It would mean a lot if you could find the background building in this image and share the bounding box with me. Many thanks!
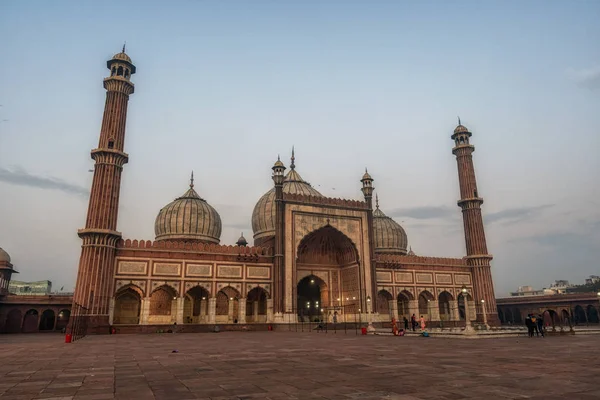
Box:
[8,280,52,296]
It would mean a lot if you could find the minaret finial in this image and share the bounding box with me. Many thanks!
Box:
[458,116,461,125]
[290,146,295,170]
[123,42,126,53]
[375,193,379,209]
[190,171,194,188]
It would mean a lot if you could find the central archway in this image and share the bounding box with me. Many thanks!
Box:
[296,225,361,318]
[297,275,326,322]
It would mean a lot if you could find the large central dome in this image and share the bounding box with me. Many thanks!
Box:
[155,174,222,243]
[252,152,322,242]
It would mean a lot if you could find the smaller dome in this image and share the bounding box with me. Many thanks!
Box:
[112,51,132,63]
[454,124,470,134]
[0,247,10,263]
[408,246,415,256]
[273,157,285,168]
[236,233,248,247]
[361,168,373,181]
[372,195,408,254]
[154,174,222,243]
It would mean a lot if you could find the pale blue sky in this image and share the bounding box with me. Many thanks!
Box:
[0,1,598,296]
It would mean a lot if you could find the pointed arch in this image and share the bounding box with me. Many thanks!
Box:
[247,287,268,322]
[377,289,393,317]
[116,283,144,298]
[397,290,412,318]
[418,290,434,316]
[216,286,241,322]
[297,225,359,265]
[183,285,210,324]
[438,291,453,321]
[149,285,177,316]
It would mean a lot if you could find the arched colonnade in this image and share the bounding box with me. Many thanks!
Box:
[376,288,476,323]
[111,283,271,325]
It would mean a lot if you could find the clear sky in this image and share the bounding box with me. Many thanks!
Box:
[0,1,598,296]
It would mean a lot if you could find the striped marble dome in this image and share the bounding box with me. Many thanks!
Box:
[252,154,322,242]
[373,195,408,255]
[154,175,222,244]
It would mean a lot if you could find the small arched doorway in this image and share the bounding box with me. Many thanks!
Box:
[56,309,70,331]
[297,275,326,323]
[586,305,599,323]
[397,291,412,319]
[22,309,39,333]
[561,309,570,326]
[438,291,453,321]
[4,309,22,333]
[184,286,210,324]
[114,286,142,324]
[377,290,393,319]
[39,309,56,331]
[574,305,587,325]
[247,287,268,323]
[149,285,177,324]
[418,290,434,319]
[216,286,240,323]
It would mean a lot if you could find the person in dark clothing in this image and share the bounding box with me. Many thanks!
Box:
[411,314,417,331]
[525,314,534,337]
[403,316,409,331]
[531,315,539,336]
[537,315,544,337]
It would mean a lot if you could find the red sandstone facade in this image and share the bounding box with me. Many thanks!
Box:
[66,49,501,333]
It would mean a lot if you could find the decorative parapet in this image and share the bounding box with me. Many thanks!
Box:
[116,239,272,256]
[283,193,368,210]
[377,253,467,268]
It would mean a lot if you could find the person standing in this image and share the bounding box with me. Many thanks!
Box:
[420,315,426,331]
[531,315,539,337]
[525,314,533,337]
[411,314,416,331]
[537,315,545,337]
[403,316,409,331]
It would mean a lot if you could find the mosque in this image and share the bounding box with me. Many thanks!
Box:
[63,48,500,332]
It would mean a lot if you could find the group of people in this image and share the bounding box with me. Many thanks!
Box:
[391,314,427,336]
[525,314,545,337]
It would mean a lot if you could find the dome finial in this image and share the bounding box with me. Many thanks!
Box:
[122,42,126,53]
[290,146,295,170]
[458,116,461,126]
[190,171,194,188]
[375,193,379,209]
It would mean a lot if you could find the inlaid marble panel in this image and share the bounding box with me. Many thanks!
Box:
[117,261,147,275]
[455,274,472,285]
[376,271,393,283]
[153,262,181,276]
[436,274,452,284]
[247,266,270,279]
[416,273,433,284]
[186,264,212,277]
[217,265,243,278]
[395,272,413,283]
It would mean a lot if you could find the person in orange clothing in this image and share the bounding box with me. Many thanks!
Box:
[391,318,399,335]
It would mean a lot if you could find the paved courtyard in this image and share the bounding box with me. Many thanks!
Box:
[0,331,598,400]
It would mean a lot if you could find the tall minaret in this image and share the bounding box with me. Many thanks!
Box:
[272,155,286,319]
[452,119,498,325]
[71,47,136,332]
[360,169,377,312]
